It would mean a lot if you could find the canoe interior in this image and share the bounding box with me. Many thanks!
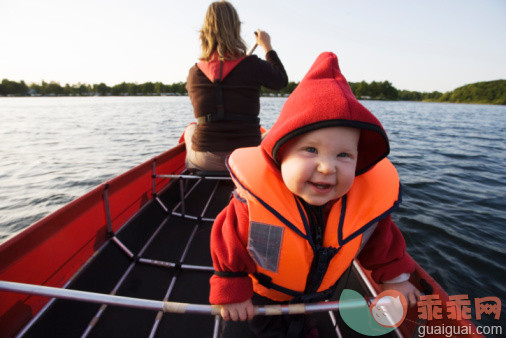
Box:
[16,174,399,338]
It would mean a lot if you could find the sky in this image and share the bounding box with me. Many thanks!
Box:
[1,0,505,92]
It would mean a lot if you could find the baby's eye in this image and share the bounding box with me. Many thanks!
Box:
[305,147,317,153]
[337,152,349,158]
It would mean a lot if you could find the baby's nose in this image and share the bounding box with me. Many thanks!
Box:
[317,158,336,174]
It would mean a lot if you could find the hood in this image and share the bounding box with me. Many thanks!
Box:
[197,52,246,82]
[261,52,389,175]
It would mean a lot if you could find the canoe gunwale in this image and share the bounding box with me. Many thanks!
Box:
[352,260,404,338]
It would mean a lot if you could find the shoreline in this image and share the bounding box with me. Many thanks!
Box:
[1,94,503,106]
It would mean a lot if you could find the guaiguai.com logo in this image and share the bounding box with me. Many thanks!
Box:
[339,289,408,336]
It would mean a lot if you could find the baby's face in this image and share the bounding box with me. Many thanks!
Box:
[280,127,359,206]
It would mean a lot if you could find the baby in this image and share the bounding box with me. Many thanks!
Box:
[210,52,421,336]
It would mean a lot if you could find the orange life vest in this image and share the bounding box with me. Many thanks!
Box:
[228,147,401,302]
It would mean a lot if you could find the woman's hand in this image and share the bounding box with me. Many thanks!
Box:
[255,29,273,53]
[220,298,255,321]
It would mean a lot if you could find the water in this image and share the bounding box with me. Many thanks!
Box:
[0,97,505,330]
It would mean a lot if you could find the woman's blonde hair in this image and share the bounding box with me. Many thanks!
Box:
[199,1,247,61]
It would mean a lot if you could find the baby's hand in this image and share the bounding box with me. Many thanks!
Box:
[381,281,422,307]
[220,299,255,321]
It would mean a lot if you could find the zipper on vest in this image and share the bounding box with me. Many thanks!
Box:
[305,246,337,293]
[302,203,338,295]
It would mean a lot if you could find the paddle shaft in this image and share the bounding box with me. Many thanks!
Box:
[247,43,258,56]
[247,31,259,55]
[0,280,379,316]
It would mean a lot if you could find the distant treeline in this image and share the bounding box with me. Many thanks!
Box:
[1,78,505,105]
[0,80,188,97]
[349,80,505,105]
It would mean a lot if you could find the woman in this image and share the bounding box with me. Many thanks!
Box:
[185,0,288,172]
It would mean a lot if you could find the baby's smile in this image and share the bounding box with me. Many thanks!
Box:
[308,181,333,191]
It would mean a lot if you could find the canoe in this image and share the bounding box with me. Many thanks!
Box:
[0,138,482,337]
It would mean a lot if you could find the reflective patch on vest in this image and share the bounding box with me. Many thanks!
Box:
[248,222,284,273]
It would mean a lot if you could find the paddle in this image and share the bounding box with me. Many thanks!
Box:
[0,280,382,316]
[247,31,259,55]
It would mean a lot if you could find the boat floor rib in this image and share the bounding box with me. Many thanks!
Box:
[21,175,399,338]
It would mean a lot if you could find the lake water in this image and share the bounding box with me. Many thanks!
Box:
[0,97,505,329]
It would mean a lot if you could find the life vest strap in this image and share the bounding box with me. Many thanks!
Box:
[253,272,338,302]
[254,272,301,297]
[291,288,335,304]
[214,65,225,122]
